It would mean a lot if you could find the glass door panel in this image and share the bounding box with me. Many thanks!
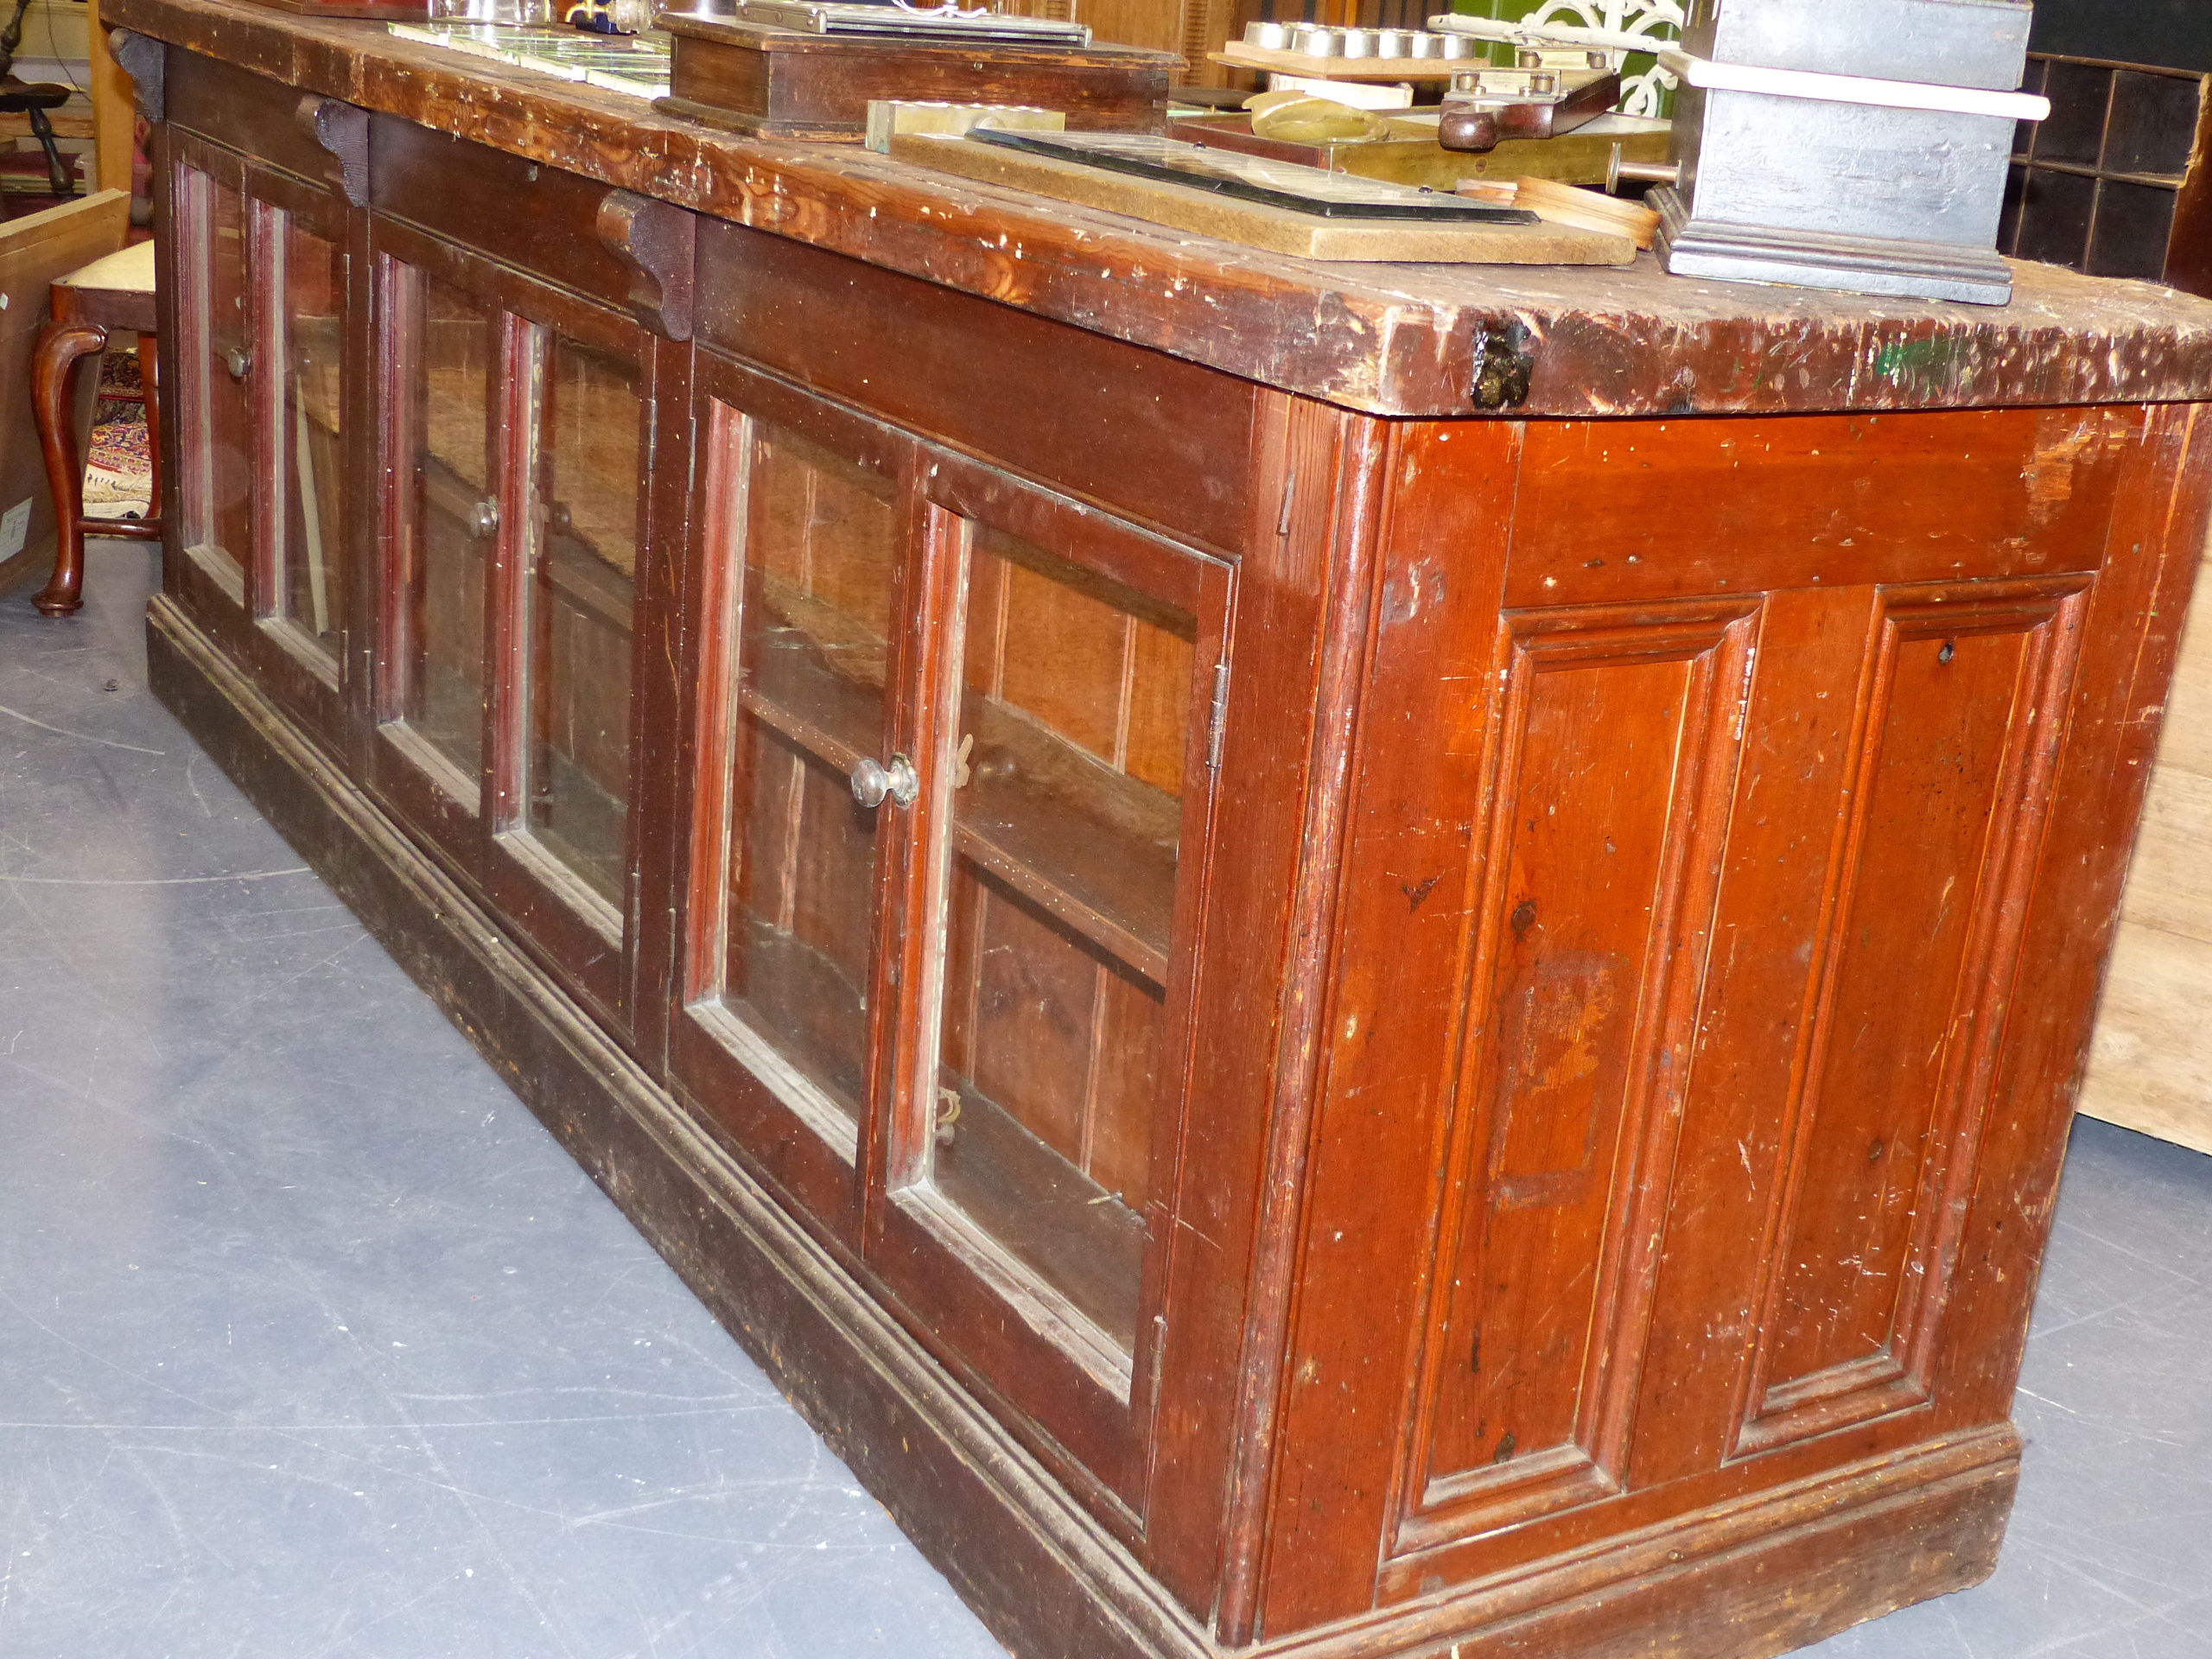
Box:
[718,419,900,1132]
[396,271,499,798]
[923,524,1196,1357]
[272,215,347,666]
[180,164,252,596]
[518,334,641,917]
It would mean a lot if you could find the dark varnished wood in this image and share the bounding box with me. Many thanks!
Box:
[692,220,1256,557]
[296,91,366,206]
[658,14,1175,144]
[594,190,694,342]
[132,20,2212,1659]
[32,318,158,616]
[107,0,2212,419]
[369,114,643,309]
[1248,402,2212,1638]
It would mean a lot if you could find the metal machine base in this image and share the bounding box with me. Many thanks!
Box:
[1650,187,2015,306]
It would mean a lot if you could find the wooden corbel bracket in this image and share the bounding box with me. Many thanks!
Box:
[296,94,370,207]
[110,29,164,122]
[595,190,696,342]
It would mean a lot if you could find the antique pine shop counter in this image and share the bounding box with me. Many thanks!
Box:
[94,1,2212,1654]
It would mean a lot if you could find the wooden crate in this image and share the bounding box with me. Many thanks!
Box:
[2004,53,2212,296]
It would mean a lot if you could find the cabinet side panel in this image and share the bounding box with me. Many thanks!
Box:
[1929,403,2212,1420]
[1248,419,1519,1637]
[1405,604,1753,1544]
[1256,407,2212,1635]
[1625,587,1881,1485]
[1736,581,2090,1453]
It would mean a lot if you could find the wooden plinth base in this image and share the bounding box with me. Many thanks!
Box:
[147,591,2024,1659]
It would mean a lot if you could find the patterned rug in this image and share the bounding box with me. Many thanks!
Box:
[86,346,153,519]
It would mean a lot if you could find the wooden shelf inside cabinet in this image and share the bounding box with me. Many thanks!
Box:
[954,697,1178,988]
[930,1073,1149,1352]
[741,573,891,774]
[744,573,1179,985]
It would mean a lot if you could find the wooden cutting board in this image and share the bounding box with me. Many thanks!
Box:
[886,132,1637,264]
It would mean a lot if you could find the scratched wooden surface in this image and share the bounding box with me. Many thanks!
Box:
[105,0,2212,418]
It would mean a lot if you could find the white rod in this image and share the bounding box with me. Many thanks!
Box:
[1657,48,2050,121]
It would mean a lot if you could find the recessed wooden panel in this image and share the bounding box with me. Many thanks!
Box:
[1735,581,2088,1454]
[1399,600,1754,1546]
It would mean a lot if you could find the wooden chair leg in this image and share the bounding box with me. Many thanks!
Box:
[135,331,162,532]
[30,318,111,617]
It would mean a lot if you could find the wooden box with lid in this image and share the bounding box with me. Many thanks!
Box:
[99,3,2212,1653]
[655,13,1179,142]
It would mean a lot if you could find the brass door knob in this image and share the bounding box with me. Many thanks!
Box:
[468,498,499,539]
[224,346,251,380]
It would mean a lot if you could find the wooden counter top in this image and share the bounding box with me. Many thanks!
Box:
[109,0,2212,416]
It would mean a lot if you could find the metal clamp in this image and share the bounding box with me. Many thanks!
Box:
[850,753,918,810]
[224,346,251,380]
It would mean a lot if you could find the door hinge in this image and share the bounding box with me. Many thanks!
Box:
[1149,1313,1168,1400]
[1205,660,1231,770]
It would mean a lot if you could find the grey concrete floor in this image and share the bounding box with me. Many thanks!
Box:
[2,546,2209,1659]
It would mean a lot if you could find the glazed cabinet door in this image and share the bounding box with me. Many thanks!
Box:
[870,454,1230,1513]
[672,353,1232,1516]
[166,131,359,751]
[671,359,915,1236]
[367,216,664,1037]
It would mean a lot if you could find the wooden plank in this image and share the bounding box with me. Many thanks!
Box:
[2141,552,2212,778]
[2079,535,2212,1152]
[1165,113,1673,191]
[2079,921,2212,1157]
[87,0,136,195]
[886,131,1635,264]
[2116,763,2212,944]
[0,110,98,141]
[0,189,130,601]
